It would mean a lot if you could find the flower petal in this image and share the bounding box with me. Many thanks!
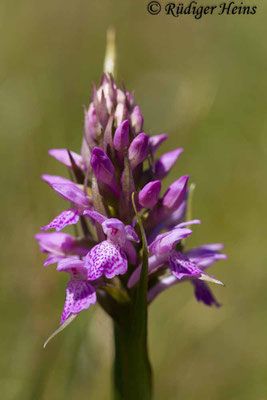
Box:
[85,241,128,280]
[83,210,107,225]
[57,257,88,279]
[42,175,89,207]
[44,255,64,267]
[174,219,201,229]
[186,244,227,269]
[169,252,202,279]
[149,228,192,255]
[149,134,168,154]
[191,280,221,307]
[41,209,80,232]
[125,225,139,242]
[61,279,96,324]
[162,175,189,211]
[35,232,76,255]
[42,174,71,185]
[50,183,89,208]
[48,149,84,170]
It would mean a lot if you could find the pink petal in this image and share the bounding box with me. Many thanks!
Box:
[85,241,128,280]
[42,175,89,207]
[57,258,88,279]
[169,252,203,280]
[83,210,107,225]
[41,209,80,232]
[44,255,64,267]
[125,225,139,242]
[61,279,96,324]
[35,232,75,255]
[49,149,84,170]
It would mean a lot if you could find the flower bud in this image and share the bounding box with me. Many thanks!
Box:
[162,175,189,210]
[128,132,148,169]
[113,120,130,153]
[91,147,114,184]
[98,74,116,113]
[155,148,183,179]
[131,105,143,134]
[139,180,161,209]
[115,102,128,128]
[84,104,101,141]
[116,88,126,104]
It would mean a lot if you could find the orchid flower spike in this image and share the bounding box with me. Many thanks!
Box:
[35,72,226,333]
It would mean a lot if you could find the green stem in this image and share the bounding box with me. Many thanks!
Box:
[113,308,153,400]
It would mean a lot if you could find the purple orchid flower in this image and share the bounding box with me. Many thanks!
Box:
[148,220,224,282]
[36,72,227,342]
[127,222,195,288]
[56,258,97,324]
[83,210,139,280]
[147,243,227,305]
[35,232,90,266]
[35,233,97,323]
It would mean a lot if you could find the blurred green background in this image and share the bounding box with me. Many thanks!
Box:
[1,1,266,399]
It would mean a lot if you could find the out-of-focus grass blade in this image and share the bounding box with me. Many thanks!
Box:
[43,314,77,349]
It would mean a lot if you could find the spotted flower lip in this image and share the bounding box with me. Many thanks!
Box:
[61,278,97,324]
[85,241,128,280]
[83,210,139,280]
